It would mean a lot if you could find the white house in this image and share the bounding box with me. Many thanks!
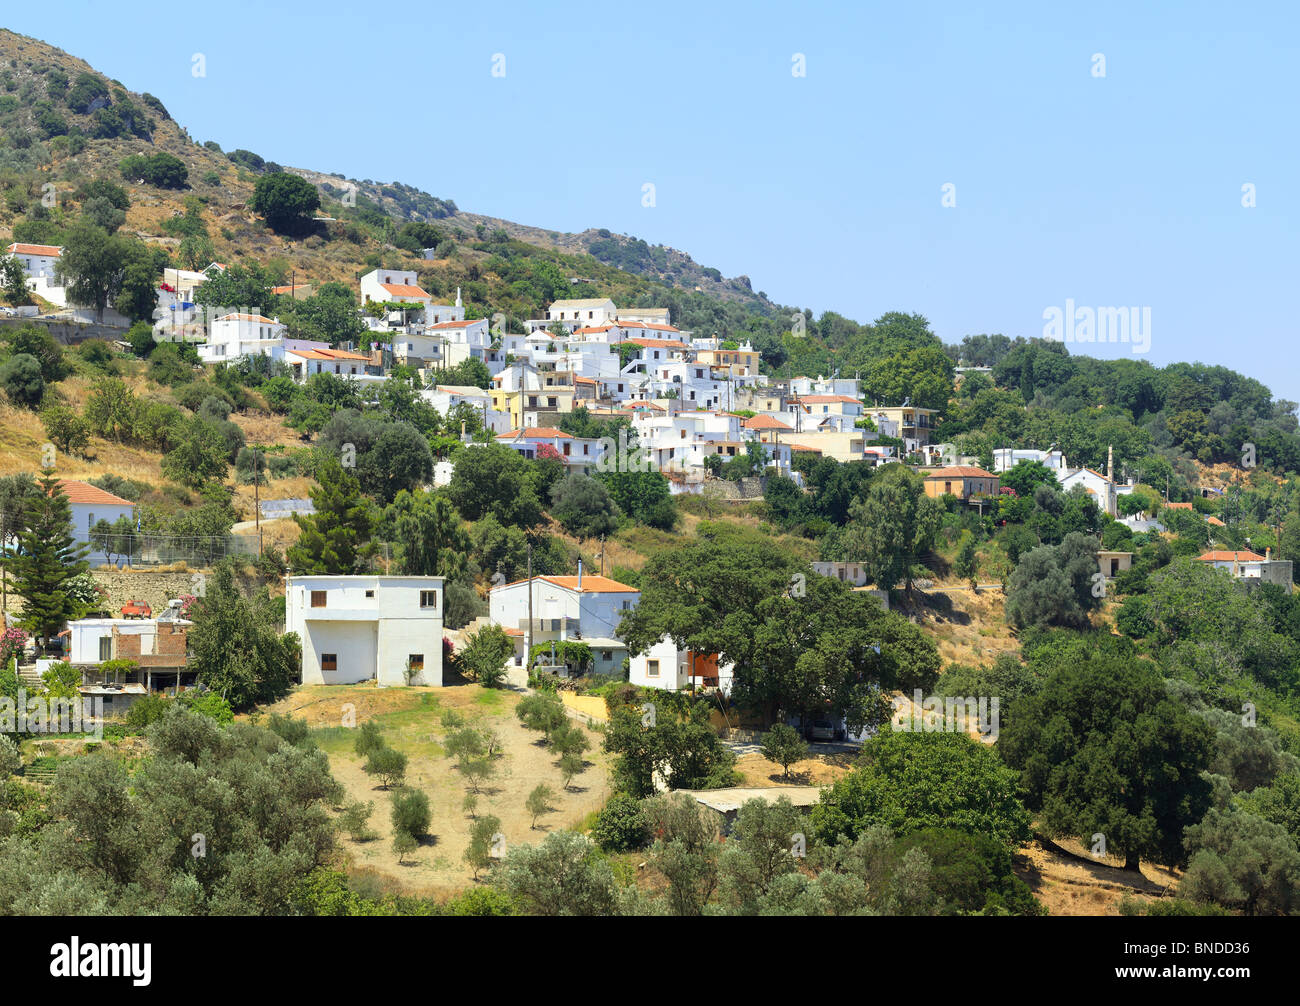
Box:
[359,268,433,315]
[58,479,135,568]
[1194,549,1293,586]
[489,564,638,676]
[992,448,1068,473]
[285,575,445,686]
[530,297,618,333]
[629,637,735,693]
[199,313,286,363]
[5,242,66,306]
[284,345,373,381]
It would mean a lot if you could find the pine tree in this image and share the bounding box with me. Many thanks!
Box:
[11,472,89,650]
[287,458,374,574]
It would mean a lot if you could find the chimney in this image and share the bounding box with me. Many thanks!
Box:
[577,559,583,590]
[1267,547,1272,561]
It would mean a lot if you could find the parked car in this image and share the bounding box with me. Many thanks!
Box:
[121,600,151,619]
[809,717,843,742]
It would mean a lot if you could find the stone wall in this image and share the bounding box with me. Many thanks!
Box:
[700,476,768,501]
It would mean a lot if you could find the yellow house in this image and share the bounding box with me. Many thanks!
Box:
[490,384,577,428]
[873,406,940,446]
[922,466,1000,500]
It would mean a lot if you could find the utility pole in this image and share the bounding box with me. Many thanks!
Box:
[598,535,605,577]
[254,450,262,558]
[525,540,533,673]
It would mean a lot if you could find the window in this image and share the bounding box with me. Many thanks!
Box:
[321,653,337,671]
[99,636,112,661]
[88,512,95,532]
[310,590,327,608]
[408,654,424,671]
[365,590,375,598]
[647,659,660,677]
[420,590,439,609]
[602,650,612,661]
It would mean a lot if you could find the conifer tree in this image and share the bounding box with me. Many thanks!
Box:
[287,458,374,574]
[11,471,89,651]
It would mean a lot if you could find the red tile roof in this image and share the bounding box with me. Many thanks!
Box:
[217,313,279,324]
[495,574,638,594]
[55,479,134,506]
[618,338,689,349]
[925,466,998,479]
[1196,550,1267,562]
[427,319,482,329]
[799,394,862,404]
[497,428,573,440]
[6,242,62,257]
[743,415,794,431]
[380,283,430,299]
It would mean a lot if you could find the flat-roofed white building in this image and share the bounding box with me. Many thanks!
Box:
[286,575,445,686]
[199,313,286,363]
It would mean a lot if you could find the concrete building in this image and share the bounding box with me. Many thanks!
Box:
[1194,549,1293,586]
[923,466,1000,500]
[59,479,135,568]
[198,313,286,364]
[629,637,734,693]
[489,566,638,677]
[286,575,445,686]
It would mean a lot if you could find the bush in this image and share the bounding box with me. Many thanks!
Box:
[390,787,431,839]
[177,690,234,724]
[593,793,649,852]
[119,152,187,189]
[124,692,171,730]
[0,353,44,408]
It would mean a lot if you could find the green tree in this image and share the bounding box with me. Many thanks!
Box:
[498,831,618,915]
[390,787,430,839]
[11,472,89,650]
[1181,807,1300,916]
[464,814,502,880]
[380,490,467,576]
[459,624,513,688]
[998,655,1215,870]
[187,565,297,709]
[526,783,556,829]
[364,745,407,790]
[549,473,621,539]
[160,416,230,488]
[447,444,544,529]
[1004,533,1103,630]
[287,459,374,574]
[761,724,809,780]
[248,172,321,235]
[810,729,1032,850]
[0,354,44,408]
[840,466,943,593]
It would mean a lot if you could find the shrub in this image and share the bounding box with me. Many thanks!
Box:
[593,793,649,852]
[390,787,430,839]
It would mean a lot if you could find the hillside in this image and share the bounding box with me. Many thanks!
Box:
[0,28,784,329]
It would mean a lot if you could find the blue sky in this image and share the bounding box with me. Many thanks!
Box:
[11,1,1299,401]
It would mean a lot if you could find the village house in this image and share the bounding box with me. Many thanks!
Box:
[923,466,1001,501]
[285,575,445,686]
[489,565,638,677]
[58,479,135,568]
[1194,549,1293,586]
[5,242,65,304]
[629,638,735,693]
[198,313,286,363]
